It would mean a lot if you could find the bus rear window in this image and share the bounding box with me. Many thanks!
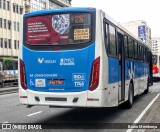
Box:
[25,13,91,45]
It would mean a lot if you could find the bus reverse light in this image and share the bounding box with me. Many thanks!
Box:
[20,59,27,90]
[89,57,100,91]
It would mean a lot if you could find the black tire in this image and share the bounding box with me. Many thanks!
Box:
[126,83,134,109]
[144,79,149,94]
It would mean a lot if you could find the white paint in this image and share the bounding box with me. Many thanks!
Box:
[126,93,160,132]
[27,111,42,117]
[3,122,9,123]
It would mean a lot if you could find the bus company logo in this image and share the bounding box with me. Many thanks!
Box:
[38,58,56,64]
[38,58,44,64]
[60,58,75,66]
[60,35,69,39]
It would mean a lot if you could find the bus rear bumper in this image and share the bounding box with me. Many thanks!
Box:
[19,89,105,108]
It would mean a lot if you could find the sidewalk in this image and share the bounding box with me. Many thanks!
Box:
[0,86,18,95]
[139,93,160,132]
[146,93,160,121]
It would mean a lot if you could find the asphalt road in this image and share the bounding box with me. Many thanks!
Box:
[0,83,160,132]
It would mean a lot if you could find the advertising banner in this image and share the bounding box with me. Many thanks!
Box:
[138,25,146,43]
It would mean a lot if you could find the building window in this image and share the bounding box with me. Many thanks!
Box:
[20,7,23,14]
[8,39,11,48]
[8,20,11,30]
[7,1,9,11]
[14,21,16,31]
[4,38,7,48]
[16,4,19,13]
[13,3,15,12]
[17,22,19,31]
[0,38,3,48]
[0,0,2,8]
[0,18,2,28]
[49,1,61,9]
[31,0,46,12]
[14,40,16,49]
[3,0,6,9]
[17,40,19,49]
[4,19,6,29]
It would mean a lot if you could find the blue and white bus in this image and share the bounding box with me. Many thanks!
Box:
[19,7,152,108]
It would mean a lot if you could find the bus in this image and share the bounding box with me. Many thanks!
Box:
[0,57,18,87]
[19,7,152,108]
[152,54,160,78]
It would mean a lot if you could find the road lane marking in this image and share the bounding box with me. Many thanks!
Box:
[3,122,8,123]
[27,111,42,117]
[126,93,160,132]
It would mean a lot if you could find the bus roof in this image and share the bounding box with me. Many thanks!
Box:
[24,7,96,17]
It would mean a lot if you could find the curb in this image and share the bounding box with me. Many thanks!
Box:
[0,88,18,95]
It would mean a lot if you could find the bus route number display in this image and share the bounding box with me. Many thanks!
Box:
[72,15,84,24]
[71,14,90,24]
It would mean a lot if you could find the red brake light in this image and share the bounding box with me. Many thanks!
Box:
[20,59,27,90]
[89,57,100,91]
[152,65,159,74]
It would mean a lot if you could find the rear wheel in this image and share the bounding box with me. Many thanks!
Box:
[126,83,133,109]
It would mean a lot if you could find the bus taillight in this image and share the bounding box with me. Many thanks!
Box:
[89,57,100,91]
[152,65,159,74]
[20,59,27,90]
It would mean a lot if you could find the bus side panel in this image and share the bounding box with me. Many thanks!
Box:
[19,15,28,105]
[133,61,140,96]
[144,63,149,90]
[87,10,112,107]
[107,57,119,107]
[19,89,28,104]
[125,60,134,101]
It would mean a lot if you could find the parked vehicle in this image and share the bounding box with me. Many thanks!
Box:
[0,57,18,87]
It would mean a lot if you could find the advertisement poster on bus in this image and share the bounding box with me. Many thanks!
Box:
[26,14,70,45]
[138,25,146,43]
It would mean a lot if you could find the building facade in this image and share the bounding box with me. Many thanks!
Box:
[25,0,71,13]
[152,38,160,55]
[0,0,24,58]
[121,20,151,48]
[0,0,71,58]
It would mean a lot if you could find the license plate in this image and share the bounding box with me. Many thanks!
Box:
[49,80,64,85]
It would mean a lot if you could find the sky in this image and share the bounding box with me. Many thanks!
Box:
[72,0,160,37]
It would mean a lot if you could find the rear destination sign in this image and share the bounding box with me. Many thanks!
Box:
[74,28,89,40]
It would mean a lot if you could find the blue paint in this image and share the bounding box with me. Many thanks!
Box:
[108,57,119,83]
[23,44,95,92]
[108,57,149,84]
[24,7,96,18]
